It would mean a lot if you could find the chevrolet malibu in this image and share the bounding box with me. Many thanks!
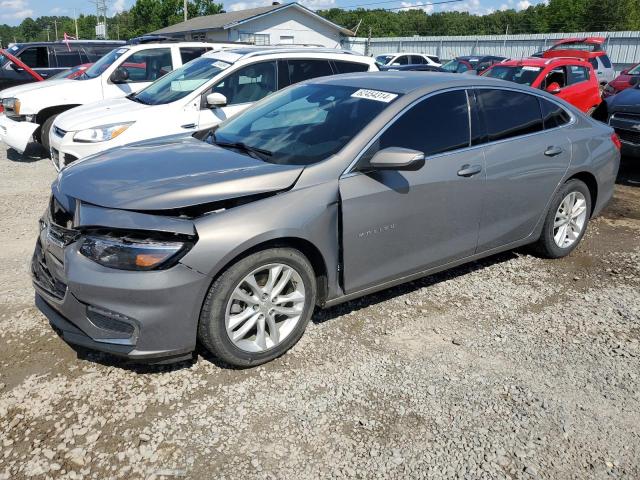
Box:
[33,73,621,367]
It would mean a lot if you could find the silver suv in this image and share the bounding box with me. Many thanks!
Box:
[33,73,620,366]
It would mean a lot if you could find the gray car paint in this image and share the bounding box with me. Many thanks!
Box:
[34,72,620,361]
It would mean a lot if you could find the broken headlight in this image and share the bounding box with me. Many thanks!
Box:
[79,235,191,271]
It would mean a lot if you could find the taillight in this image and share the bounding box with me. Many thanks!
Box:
[611,133,622,150]
[0,104,4,114]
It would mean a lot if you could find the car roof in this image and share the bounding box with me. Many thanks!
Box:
[456,55,506,61]
[203,47,370,63]
[311,71,520,95]
[498,57,591,67]
[10,40,125,48]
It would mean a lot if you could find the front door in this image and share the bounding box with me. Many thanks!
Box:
[198,60,278,129]
[103,47,174,99]
[340,90,485,294]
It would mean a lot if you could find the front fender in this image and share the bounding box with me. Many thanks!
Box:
[182,181,341,299]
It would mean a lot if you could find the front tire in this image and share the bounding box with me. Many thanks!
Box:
[534,179,591,258]
[198,248,317,367]
[40,114,59,154]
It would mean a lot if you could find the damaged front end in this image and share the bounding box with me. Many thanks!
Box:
[32,195,209,362]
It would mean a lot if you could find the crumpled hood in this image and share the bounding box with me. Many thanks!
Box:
[0,78,76,98]
[55,97,151,131]
[55,137,304,211]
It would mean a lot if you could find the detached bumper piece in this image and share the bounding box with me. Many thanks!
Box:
[0,115,39,154]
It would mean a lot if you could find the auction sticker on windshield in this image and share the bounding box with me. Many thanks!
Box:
[212,61,231,70]
[351,89,398,103]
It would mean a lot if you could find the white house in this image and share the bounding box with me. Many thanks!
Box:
[151,2,353,48]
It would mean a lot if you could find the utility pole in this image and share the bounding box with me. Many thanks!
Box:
[184,0,188,22]
[352,18,362,37]
[54,20,58,40]
[74,9,79,39]
[365,26,372,56]
[503,24,508,54]
[46,27,50,41]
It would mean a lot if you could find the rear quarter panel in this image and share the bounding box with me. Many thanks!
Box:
[565,116,619,216]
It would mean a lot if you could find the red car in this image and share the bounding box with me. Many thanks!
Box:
[603,63,640,98]
[482,57,602,114]
[542,37,615,86]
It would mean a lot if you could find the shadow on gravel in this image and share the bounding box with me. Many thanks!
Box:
[6,143,47,163]
[71,345,197,374]
[617,156,640,187]
[314,250,519,325]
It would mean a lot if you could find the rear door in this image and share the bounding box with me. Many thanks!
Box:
[52,44,84,72]
[339,89,485,293]
[474,88,572,252]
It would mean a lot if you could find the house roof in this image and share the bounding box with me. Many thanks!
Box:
[152,2,354,37]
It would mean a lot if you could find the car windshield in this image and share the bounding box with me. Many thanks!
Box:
[82,48,128,79]
[133,57,231,105]
[628,64,640,75]
[214,83,398,166]
[483,65,542,86]
[375,55,394,65]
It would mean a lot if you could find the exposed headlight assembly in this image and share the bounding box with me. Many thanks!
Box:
[73,122,133,143]
[79,235,191,271]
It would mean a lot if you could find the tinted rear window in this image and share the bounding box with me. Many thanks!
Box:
[476,89,543,142]
[287,59,333,85]
[333,61,369,74]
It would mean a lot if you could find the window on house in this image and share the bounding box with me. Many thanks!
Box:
[239,32,270,45]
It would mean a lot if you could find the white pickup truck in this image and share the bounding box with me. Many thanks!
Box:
[0,41,230,154]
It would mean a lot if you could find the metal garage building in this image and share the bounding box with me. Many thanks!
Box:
[151,2,353,48]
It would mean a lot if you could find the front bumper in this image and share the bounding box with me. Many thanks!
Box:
[0,114,39,154]
[32,221,211,362]
[49,127,123,170]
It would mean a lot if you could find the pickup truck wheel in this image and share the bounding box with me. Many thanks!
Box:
[40,114,59,154]
[198,248,317,367]
[534,179,591,259]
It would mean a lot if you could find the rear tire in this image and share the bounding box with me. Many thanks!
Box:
[198,248,317,367]
[533,179,591,259]
[40,114,59,154]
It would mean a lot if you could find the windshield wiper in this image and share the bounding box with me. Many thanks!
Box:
[213,136,272,159]
[127,93,148,105]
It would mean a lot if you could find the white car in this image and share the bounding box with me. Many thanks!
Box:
[0,41,232,154]
[49,47,378,169]
[375,53,441,68]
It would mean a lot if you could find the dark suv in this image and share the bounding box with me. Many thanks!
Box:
[0,40,125,89]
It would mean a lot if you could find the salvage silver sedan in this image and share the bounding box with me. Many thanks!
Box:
[33,73,621,366]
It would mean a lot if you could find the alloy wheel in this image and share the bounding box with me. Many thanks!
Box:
[553,191,588,248]
[225,263,306,353]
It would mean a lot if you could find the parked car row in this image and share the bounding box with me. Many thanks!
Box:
[0,39,624,367]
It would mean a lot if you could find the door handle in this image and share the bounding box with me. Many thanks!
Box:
[180,123,196,129]
[544,146,564,157]
[457,164,482,177]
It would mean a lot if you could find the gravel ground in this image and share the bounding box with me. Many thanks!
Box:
[0,145,639,480]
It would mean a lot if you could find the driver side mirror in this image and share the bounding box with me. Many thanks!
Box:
[546,82,561,94]
[206,92,227,108]
[109,67,129,84]
[369,147,425,171]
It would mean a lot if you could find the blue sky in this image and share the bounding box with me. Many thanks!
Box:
[0,0,547,27]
